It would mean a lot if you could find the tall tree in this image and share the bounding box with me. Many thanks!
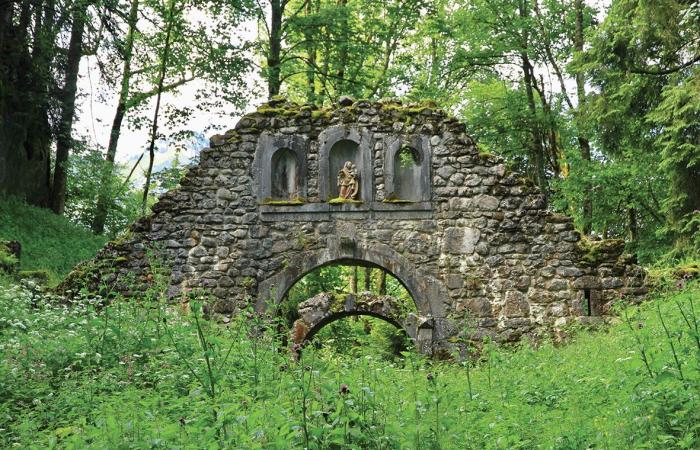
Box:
[51,0,93,214]
[584,0,700,255]
[92,0,140,233]
[142,0,177,213]
[0,0,64,206]
[573,0,592,234]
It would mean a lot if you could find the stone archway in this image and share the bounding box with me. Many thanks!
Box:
[290,291,420,348]
[256,240,446,316]
[256,240,443,354]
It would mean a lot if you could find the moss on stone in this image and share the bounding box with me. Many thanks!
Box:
[268,95,287,105]
[256,106,288,116]
[478,150,495,160]
[19,269,51,283]
[262,197,306,206]
[517,175,537,187]
[311,109,332,120]
[577,237,625,266]
[328,197,363,205]
[0,243,18,268]
[673,263,700,279]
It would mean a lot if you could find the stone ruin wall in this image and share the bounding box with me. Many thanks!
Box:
[62,98,647,354]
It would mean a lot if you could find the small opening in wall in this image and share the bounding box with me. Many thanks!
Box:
[393,146,422,201]
[271,148,299,200]
[584,288,592,316]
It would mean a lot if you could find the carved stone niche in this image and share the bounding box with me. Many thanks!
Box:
[384,135,431,202]
[318,126,373,202]
[254,133,308,202]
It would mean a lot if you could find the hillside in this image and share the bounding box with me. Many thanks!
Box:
[0,196,108,285]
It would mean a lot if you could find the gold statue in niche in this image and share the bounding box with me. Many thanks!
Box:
[337,161,359,199]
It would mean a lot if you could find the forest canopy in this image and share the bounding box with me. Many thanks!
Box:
[0,0,698,260]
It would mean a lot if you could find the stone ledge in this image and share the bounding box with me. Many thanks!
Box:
[259,201,433,222]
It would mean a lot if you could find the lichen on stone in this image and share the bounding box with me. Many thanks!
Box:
[262,197,305,206]
[328,197,363,205]
[576,237,625,266]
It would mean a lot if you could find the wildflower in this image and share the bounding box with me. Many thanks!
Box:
[339,384,350,395]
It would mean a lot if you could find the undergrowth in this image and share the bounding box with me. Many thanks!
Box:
[1,268,699,448]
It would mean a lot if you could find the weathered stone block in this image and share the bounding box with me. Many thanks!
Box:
[443,227,480,254]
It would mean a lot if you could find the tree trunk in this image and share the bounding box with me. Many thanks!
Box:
[351,266,358,294]
[267,0,283,97]
[364,267,371,292]
[519,1,547,196]
[92,0,140,233]
[335,0,348,96]
[379,269,386,295]
[51,0,90,214]
[304,0,316,103]
[627,207,638,242]
[142,0,176,213]
[574,0,592,235]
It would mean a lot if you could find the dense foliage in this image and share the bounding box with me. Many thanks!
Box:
[2,0,697,261]
[1,268,699,448]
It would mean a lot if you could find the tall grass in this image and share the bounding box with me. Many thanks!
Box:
[1,271,699,448]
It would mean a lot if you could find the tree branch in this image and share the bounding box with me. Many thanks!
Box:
[630,54,700,75]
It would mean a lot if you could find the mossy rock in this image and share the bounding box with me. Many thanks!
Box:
[268,95,287,106]
[0,242,19,272]
[256,106,288,117]
[19,269,51,284]
[672,263,699,280]
[577,237,625,266]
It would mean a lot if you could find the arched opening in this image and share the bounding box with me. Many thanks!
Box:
[256,243,447,355]
[309,313,411,360]
[392,146,422,201]
[270,148,299,200]
[329,139,360,199]
[282,262,417,358]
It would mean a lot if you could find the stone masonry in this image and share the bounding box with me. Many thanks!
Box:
[60,97,647,356]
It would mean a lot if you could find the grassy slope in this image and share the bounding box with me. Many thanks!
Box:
[1,274,698,448]
[0,196,107,284]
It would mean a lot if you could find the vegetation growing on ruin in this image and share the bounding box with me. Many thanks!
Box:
[328,197,363,205]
